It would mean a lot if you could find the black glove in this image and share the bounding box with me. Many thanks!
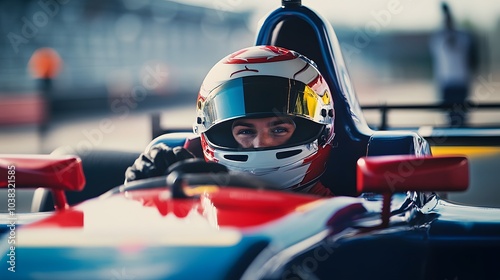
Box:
[125,143,195,184]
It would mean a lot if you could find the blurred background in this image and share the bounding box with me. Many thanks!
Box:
[0,0,499,206]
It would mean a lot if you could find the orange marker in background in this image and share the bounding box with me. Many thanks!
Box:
[28,47,62,79]
[28,47,63,142]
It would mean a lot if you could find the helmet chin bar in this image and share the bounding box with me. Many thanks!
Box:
[225,159,312,191]
[210,141,320,190]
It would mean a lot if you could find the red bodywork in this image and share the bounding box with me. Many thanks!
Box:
[26,186,324,230]
[127,187,322,228]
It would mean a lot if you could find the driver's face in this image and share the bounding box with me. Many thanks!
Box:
[231,117,296,148]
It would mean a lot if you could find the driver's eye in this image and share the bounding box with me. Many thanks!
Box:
[272,127,289,134]
[236,129,256,135]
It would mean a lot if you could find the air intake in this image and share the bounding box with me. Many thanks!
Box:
[276,149,302,159]
[223,155,248,162]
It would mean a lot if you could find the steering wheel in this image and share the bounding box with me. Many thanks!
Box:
[114,159,281,198]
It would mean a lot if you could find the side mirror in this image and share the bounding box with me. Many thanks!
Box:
[356,155,468,227]
[357,155,469,194]
[0,155,85,210]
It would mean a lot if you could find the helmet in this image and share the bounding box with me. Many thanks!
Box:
[193,45,335,192]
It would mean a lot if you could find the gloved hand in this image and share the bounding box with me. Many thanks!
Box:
[125,143,195,184]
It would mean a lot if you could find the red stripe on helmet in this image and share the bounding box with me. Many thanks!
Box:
[225,46,297,64]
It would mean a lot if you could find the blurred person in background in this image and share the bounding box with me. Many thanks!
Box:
[429,2,478,127]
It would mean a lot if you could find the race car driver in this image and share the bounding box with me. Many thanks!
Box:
[125,45,335,197]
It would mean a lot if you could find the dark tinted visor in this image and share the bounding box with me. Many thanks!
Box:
[200,76,321,130]
[205,115,324,149]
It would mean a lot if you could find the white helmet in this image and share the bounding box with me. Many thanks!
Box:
[193,45,335,192]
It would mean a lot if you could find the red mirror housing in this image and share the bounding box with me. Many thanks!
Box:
[0,155,85,210]
[357,155,469,194]
[356,155,468,228]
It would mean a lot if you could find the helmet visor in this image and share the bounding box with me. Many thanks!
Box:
[197,76,329,132]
